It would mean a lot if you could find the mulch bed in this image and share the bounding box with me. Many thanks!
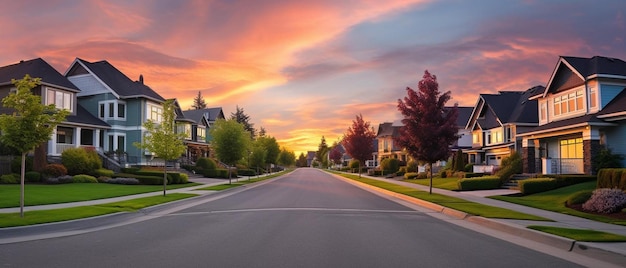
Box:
[566,203,626,220]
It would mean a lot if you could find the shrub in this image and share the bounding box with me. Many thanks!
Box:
[495,153,522,182]
[597,168,626,190]
[73,174,98,183]
[349,160,360,171]
[464,163,474,172]
[25,171,41,183]
[121,167,141,174]
[380,158,400,174]
[458,176,501,191]
[592,148,624,173]
[196,157,217,170]
[11,156,33,173]
[97,176,110,183]
[114,173,163,185]
[545,174,596,188]
[42,164,67,177]
[0,173,19,184]
[94,168,115,177]
[106,177,140,185]
[582,188,626,214]
[406,160,418,172]
[45,175,74,184]
[566,190,593,206]
[462,172,484,179]
[518,178,557,195]
[62,148,95,175]
[238,169,256,176]
[404,172,419,180]
[85,148,103,170]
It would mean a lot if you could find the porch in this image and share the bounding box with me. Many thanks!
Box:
[49,126,103,156]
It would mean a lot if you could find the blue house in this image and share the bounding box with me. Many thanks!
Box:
[520,56,626,174]
[65,58,166,165]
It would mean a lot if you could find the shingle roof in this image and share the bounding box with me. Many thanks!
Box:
[376,122,398,138]
[183,107,224,123]
[480,86,542,125]
[0,58,79,91]
[455,107,473,127]
[563,56,626,77]
[65,104,110,128]
[75,58,165,102]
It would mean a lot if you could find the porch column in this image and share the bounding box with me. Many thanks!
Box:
[521,137,535,174]
[583,127,601,175]
[75,127,82,148]
[49,128,57,155]
[94,129,101,149]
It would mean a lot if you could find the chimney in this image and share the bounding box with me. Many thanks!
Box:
[139,74,144,84]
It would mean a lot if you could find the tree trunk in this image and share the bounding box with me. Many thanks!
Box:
[358,162,361,178]
[163,164,168,197]
[228,165,232,185]
[428,162,433,195]
[20,152,26,218]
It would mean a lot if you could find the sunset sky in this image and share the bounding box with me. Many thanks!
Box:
[1,0,625,155]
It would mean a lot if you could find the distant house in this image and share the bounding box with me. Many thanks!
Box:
[172,100,210,163]
[182,107,225,142]
[65,58,166,165]
[0,58,109,162]
[306,151,316,167]
[464,86,542,172]
[520,56,626,174]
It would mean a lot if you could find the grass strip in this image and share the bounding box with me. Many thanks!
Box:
[490,181,626,226]
[0,183,200,208]
[528,226,626,242]
[404,177,459,190]
[0,193,196,228]
[331,171,549,221]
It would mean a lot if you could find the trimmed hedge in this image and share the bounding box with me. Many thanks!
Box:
[404,172,419,180]
[544,174,596,188]
[566,190,593,206]
[114,173,163,185]
[73,174,98,183]
[518,178,557,195]
[0,173,19,184]
[94,168,115,177]
[238,169,256,176]
[42,164,67,177]
[458,176,501,191]
[597,168,626,190]
[25,171,41,183]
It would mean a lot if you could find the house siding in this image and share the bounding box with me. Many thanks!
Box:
[605,123,626,167]
[600,84,624,108]
[70,75,110,97]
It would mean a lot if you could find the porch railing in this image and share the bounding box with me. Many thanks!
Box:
[542,158,584,174]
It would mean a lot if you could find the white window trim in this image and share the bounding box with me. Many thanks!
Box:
[98,100,127,121]
[45,87,73,112]
[551,89,586,119]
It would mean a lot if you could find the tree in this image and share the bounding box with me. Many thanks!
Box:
[328,144,343,166]
[296,152,308,167]
[230,105,256,138]
[249,139,267,173]
[396,70,459,194]
[191,91,207,110]
[278,147,296,167]
[257,136,280,173]
[0,75,69,217]
[210,119,250,183]
[258,126,267,137]
[134,99,187,196]
[343,114,376,177]
[316,136,329,168]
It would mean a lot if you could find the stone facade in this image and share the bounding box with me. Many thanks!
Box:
[583,139,602,175]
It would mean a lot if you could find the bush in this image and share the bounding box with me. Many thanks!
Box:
[597,168,626,191]
[592,148,624,173]
[404,172,419,180]
[545,174,596,188]
[464,163,474,172]
[62,147,100,175]
[45,175,74,184]
[238,169,256,176]
[97,176,110,183]
[42,164,67,177]
[0,173,19,184]
[94,168,115,177]
[380,158,400,174]
[121,167,141,174]
[458,176,501,191]
[462,172,484,179]
[406,160,418,172]
[196,157,217,170]
[349,160,360,171]
[495,153,522,182]
[11,156,33,173]
[114,173,163,185]
[566,190,593,206]
[518,178,557,195]
[106,177,140,185]
[582,188,626,214]
[25,171,41,183]
[73,174,98,183]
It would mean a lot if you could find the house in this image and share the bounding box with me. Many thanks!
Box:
[520,56,626,175]
[65,58,166,165]
[465,86,543,172]
[172,100,210,163]
[182,107,225,142]
[0,58,109,166]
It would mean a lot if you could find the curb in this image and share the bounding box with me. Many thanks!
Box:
[331,173,626,266]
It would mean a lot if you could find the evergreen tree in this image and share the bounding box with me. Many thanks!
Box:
[396,70,459,194]
[230,105,256,137]
[191,91,207,110]
[316,136,329,167]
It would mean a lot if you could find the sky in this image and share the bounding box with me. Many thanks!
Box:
[1,0,625,156]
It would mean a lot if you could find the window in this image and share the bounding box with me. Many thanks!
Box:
[553,90,584,117]
[99,101,126,120]
[540,103,546,121]
[560,138,583,159]
[99,103,105,118]
[118,103,125,118]
[46,88,73,111]
[589,87,597,108]
[149,104,163,122]
[109,103,114,118]
[197,127,206,141]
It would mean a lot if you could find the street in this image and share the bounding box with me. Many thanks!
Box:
[0,168,581,267]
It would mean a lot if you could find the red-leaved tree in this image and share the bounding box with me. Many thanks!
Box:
[344,114,376,178]
[396,70,458,194]
[328,144,343,166]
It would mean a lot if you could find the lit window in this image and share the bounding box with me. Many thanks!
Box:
[46,88,73,112]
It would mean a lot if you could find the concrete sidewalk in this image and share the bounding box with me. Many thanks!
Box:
[340,173,626,264]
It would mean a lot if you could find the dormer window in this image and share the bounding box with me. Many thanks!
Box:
[46,87,73,112]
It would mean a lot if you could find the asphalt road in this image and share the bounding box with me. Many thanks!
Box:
[0,168,582,267]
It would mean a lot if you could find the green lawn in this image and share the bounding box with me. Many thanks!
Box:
[491,181,626,226]
[528,226,626,242]
[404,177,459,190]
[0,183,200,208]
[0,193,196,228]
[330,171,549,221]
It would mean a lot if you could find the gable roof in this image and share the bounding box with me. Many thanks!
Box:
[453,106,473,127]
[0,58,79,92]
[597,87,626,120]
[65,104,110,128]
[376,122,398,138]
[467,86,541,130]
[183,107,225,123]
[68,58,165,102]
[540,56,626,97]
